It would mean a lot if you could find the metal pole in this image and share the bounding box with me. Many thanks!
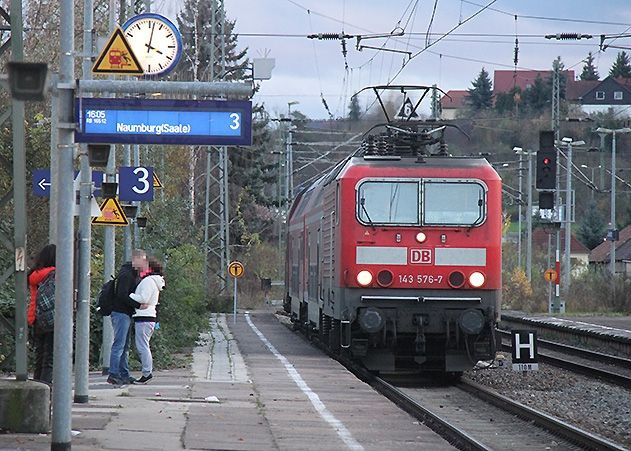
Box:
[204,149,211,296]
[123,145,132,261]
[288,128,294,200]
[52,0,76,442]
[599,133,606,189]
[74,0,94,404]
[547,234,552,314]
[133,144,140,250]
[10,0,27,381]
[517,152,523,269]
[49,74,59,244]
[101,0,117,377]
[563,142,572,296]
[526,151,533,282]
[610,132,616,276]
[233,277,237,324]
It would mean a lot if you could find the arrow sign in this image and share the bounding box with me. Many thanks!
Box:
[33,169,105,198]
[32,169,52,196]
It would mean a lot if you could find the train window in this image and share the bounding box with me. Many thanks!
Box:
[357,181,419,225]
[423,181,485,226]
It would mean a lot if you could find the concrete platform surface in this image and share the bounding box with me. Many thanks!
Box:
[0,311,454,450]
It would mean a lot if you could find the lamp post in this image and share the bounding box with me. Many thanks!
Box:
[580,164,600,201]
[596,127,631,276]
[287,101,299,201]
[559,137,585,296]
[514,147,535,281]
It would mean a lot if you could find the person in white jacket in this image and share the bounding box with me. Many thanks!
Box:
[130,258,165,384]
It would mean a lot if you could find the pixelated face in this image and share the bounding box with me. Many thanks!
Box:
[132,252,148,272]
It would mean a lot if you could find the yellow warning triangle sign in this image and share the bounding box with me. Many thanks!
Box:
[92,198,129,226]
[92,27,144,75]
[153,172,163,189]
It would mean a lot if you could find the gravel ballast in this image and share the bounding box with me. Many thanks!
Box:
[465,352,631,447]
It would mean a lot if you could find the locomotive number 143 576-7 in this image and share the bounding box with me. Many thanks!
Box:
[399,274,444,284]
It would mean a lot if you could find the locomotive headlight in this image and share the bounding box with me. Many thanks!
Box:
[356,270,373,287]
[415,232,427,243]
[468,271,486,288]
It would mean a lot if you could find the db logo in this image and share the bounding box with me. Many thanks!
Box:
[410,249,432,264]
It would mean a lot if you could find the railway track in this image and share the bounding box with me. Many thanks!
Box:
[371,375,626,451]
[283,313,630,450]
[498,329,631,388]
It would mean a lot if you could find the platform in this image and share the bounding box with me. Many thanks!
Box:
[0,310,455,450]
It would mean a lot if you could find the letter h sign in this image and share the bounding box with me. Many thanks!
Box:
[511,330,538,371]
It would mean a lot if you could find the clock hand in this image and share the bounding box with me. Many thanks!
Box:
[145,44,164,55]
[146,22,155,54]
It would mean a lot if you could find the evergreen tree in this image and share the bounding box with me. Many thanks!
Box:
[523,75,549,114]
[176,0,248,81]
[580,52,599,81]
[609,51,631,78]
[576,200,607,249]
[348,96,361,121]
[495,86,522,115]
[467,67,493,111]
[546,57,568,99]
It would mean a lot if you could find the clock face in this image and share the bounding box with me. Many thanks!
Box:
[122,13,182,76]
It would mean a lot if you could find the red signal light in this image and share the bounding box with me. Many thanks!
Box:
[543,157,551,165]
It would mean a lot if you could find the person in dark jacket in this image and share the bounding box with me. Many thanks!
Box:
[107,249,149,385]
[27,244,56,384]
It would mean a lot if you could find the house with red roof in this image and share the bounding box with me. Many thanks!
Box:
[493,70,575,94]
[589,225,631,275]
[439,90,469,119]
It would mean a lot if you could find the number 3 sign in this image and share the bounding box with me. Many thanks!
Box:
[118,166,154,201]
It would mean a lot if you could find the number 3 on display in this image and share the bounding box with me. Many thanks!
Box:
[229,113,240,130]
[132,167,150,194]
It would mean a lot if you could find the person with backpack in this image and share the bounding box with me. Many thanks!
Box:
[108,249,148,386]
[27,244,56,384]
[130,257,165,384]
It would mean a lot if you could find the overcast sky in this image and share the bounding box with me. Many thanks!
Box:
[152,0,631,119]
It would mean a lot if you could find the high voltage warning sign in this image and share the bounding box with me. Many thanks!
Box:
[92,197,129,226]
[92,27,144,75]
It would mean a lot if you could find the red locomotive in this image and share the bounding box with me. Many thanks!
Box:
[285,86,501,375]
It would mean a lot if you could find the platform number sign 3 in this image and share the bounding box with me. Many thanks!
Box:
[118,166,154,202]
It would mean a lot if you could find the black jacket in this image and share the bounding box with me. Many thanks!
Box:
[113,262,142,316]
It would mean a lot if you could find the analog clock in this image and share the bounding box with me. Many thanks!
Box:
[122,13,183,76]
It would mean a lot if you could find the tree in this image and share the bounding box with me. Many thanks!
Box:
[523,75,549,114]
[576,200,607,249]
[176,0,248,81]
[495,86,522,115]
[467,67,493,111]
[546,57,568,99]
[580,52,599,81]
[348,96,361,121]
[609,51,631,78]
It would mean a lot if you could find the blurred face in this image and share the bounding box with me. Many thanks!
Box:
[132,252,148,272]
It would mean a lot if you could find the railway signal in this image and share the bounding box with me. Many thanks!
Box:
[536,131,557,191]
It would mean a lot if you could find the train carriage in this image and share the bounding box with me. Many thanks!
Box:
[285,87,502,375]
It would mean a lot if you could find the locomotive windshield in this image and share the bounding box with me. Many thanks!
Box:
[423,181,485,226]
[356,179,486,227]
[357,181,418,225]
